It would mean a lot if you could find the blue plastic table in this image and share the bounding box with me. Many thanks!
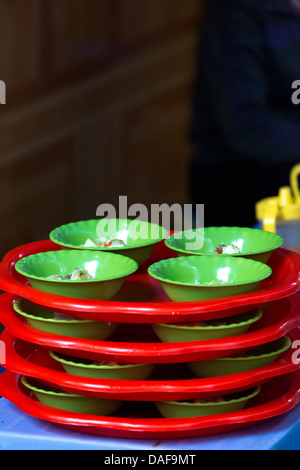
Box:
[0,395,300,450]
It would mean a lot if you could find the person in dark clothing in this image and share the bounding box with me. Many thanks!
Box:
[190,0,300,227]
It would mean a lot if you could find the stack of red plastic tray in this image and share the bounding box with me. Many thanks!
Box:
[0,239,300,439]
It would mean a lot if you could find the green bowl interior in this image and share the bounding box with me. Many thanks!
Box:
[148,255,272,287]
[13,298,92,324]
[158,386,261,408]
[21,375,81,397]
[21,376,123,415]
[49,351,148,370]
[156,309,263,332]
[222,336,291,361]
[14,249,138,283]
[49,218,168,251]
[165,227,283,256]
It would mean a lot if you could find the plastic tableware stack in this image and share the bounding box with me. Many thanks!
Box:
[0,222,300,439]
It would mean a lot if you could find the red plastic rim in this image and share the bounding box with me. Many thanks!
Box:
[2,328,299,401]
[0,241,299,323]
[1,293,299,363]
[1,369,300,439]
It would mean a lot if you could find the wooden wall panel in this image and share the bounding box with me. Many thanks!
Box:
[70,120,114,221]
[114,87,192,207]
[117,0,172,41]
[50,0,114,72]
[0,0,42,91]
[0,140,73,257]
[0,0,206,256]
[168,0,205,25]
[117,0,203,42]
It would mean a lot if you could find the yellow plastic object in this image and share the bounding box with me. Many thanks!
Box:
[290,164,300,202]
[255,164,300,233]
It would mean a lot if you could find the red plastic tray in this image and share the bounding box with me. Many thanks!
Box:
[0,240,299,323]
[2,328,299,402]
[1,293,299,363]
[1,369,300,439]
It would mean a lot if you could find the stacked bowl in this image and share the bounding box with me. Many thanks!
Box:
[0,220,300,439]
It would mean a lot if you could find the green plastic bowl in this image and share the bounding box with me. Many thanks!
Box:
[148,255,272,302]
[188,336,291,378]
[151,309,263,343]
[21,376,122,415]
[49,219,168,266]
[49,351,155,380]
[165,227,284,263]
[154,386,261,418]
[14,249,138,300]
[13,299,118,340]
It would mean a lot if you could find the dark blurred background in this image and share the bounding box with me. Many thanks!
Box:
[0,0,207,259]
[2,0,300,261]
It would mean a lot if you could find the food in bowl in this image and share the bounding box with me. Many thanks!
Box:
[49,218,168,266]
[14,249,138,300]
[165,226,284,263]
[214,243,242,254]
[82,238,126,248]
[47,267,94,281]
